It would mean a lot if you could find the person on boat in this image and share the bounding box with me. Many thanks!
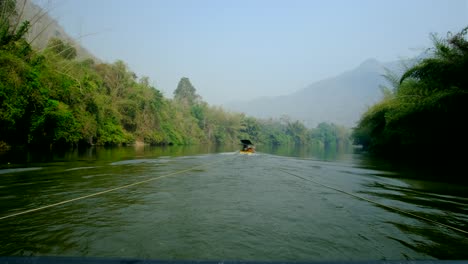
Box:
[242,145,254,152]
[240,139,255,152]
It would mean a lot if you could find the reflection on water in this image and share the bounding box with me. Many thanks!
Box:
[357,180,468,259]
[0,145,232,169]
[0,145,467,260]
[260,144,354,161]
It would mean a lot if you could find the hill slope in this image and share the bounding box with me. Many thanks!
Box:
[225,58,412,127]
[16,0,96,60]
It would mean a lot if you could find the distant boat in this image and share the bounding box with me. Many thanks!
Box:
[240,139,255,154]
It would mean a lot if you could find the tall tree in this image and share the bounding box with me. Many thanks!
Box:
[173,77,200,106]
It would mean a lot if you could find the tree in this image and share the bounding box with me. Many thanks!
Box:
[239,116,261,143]
[46,37,77,60]
[173,77,200,106]
[286,120,308,145]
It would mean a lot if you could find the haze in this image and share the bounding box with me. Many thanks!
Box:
[34,0,468,105]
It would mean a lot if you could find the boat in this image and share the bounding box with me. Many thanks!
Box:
[240,139,255,154]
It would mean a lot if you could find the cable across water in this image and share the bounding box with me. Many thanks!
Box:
[279,168,468,235]
[0,155,234,221]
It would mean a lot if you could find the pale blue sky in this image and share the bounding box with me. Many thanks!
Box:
[35,0,467,104]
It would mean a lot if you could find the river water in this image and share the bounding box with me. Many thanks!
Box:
[0,145,467,260]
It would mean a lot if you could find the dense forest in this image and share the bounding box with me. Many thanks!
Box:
[352,26,468,162]
[0,0,350,150]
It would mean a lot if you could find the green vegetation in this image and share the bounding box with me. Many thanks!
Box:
[352,27,468,161]
[0,2,351,150]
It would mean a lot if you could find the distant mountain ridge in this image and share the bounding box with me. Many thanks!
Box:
[225,58,415,128]
[16,0,96,60]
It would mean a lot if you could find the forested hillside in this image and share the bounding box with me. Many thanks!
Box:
[0,0,350,150]
[352,27,468,162]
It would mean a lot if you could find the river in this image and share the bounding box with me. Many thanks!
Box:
[0,145,467,260]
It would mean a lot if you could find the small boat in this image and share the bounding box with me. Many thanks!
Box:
[240,139,255,154]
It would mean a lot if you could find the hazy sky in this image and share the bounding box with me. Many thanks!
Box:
[34,0,467,105]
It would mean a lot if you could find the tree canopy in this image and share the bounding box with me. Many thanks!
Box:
[173,77,200,106]
[352,26,468,163]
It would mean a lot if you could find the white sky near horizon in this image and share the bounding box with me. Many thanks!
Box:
[33,0,468,105]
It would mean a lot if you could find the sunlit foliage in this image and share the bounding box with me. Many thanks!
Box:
[0,2,351,149]
[352,26,468,159]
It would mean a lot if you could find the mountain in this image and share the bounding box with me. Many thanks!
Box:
[225,58,414,128]
[15,0,96,60]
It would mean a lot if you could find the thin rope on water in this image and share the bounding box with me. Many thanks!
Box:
[0,155,235,221]
[279,168,468,235]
